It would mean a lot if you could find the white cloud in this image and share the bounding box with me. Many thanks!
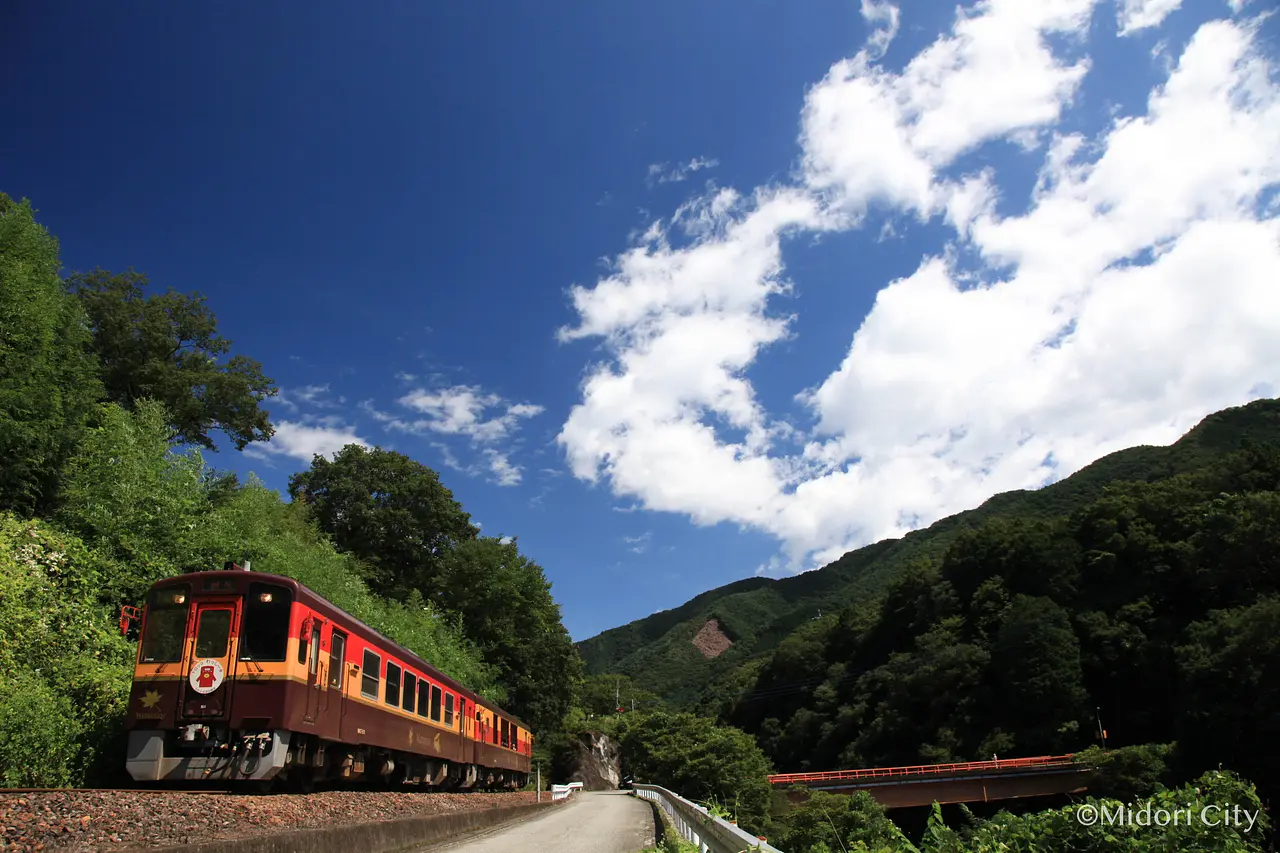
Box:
[484,449,524,487]
[647,157,721,186]
[623,532,653,554]
[253,421,370,463]
[1118,0,1183,35]
[860,0,901,60]
[559,4,1280,571]
[397,385,543,443]
[802,0,1098,218]
[367,385,543,486]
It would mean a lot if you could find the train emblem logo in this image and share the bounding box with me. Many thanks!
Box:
[189,659,225,694]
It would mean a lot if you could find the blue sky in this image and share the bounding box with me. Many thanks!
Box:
[4,0,1279,641]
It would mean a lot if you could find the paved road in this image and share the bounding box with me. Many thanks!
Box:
[424,791,655,853]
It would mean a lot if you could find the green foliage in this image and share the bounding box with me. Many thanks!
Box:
[0,670,85,787]
[0,514,135,785]
[57,400,211,602]
[773,790,917,853]
[0,193,102,515]
[66,268,277,451]
[608,710,774,831]
[576,673,665,718]
[1075,744,1174,802]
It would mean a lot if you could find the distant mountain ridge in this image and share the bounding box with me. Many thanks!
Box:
[576,399,1280,703]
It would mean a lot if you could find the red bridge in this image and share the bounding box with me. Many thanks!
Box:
[768,754,1093,809]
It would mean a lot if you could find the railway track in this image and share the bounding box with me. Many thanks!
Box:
[2,786,235,794]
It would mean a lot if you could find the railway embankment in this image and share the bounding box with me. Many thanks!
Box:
[0,789,557,851]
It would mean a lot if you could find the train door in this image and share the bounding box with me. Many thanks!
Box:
[180,600,239,720]
[303,619,324,724]
[327,630,347,734]
[458,697,469,761]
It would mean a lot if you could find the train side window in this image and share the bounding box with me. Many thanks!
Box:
[417,680,430,718]
[239,583,291,662]
[492,714,498,745]
[361,650,380,699]
[140,585,190,663]
[430,685,442,722]
[385,662,402,707]
[328,632,346,689]
[403,672,417,714]
[444,693,454,727]
[500,719,509,748]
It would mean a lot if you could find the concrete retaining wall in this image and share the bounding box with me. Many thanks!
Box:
[126,799,564,853]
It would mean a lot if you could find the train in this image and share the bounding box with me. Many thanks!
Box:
[122,562,531,789]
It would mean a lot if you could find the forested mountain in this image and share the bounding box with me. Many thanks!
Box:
[578,399,1280,711]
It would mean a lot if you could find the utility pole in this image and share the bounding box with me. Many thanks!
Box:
[537,762,541,802]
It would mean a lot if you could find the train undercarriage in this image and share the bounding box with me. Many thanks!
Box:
[126,727,529,791]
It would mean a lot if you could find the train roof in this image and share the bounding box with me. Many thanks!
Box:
[148,569,529,730]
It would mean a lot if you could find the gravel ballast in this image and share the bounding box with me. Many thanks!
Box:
[0,790,541,852]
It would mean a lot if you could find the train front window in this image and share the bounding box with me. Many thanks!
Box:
[239,583,292,661]
[140,584,190,662]
[195,609,232,657]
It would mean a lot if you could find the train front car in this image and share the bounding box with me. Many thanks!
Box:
[124,566,296,783]
[123,564,533,789]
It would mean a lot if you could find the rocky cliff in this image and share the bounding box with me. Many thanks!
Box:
[561,731,622,791]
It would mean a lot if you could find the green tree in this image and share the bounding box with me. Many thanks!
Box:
[437,537,582,733]
[987,595,1087,754]
[613,710,774,831]
[288,445,479,600]
[66,268,277,450]
[1176,597,1280,790]
[0,514,136,786]
[0,194,102,514]
[57,400,211,603]
[577,673,664,717]
[772,790,915,853]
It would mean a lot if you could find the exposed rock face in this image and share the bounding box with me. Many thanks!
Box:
[692,618,733,659]
[564,731,622,791]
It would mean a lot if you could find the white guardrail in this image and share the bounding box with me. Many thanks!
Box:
[632,784,785,853]
[550,781,583,800]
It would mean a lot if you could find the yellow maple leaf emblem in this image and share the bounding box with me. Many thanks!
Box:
[433,732,441,751]
[140,689,162,709]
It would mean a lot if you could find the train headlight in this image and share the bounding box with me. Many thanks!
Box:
[258,592,273,603]
[172,593,186,604]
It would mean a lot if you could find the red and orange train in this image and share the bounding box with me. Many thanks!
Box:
[123,563,531,789]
